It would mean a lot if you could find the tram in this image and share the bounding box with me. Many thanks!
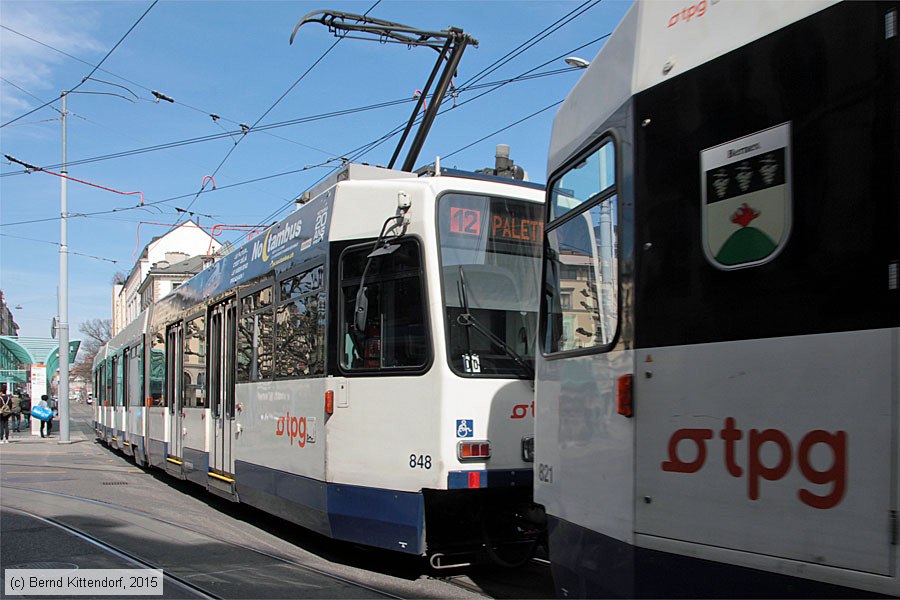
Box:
[94,162,545,566]
[534,0,899,596]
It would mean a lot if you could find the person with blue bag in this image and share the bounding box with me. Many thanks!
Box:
[34,394,54,438]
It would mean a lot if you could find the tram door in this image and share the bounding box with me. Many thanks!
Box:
[209,298,236,475]
[166,323,183,460]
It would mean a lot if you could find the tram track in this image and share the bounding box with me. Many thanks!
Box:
[3,481,552,598]
[2,485,411,599]
[4,506,220,599]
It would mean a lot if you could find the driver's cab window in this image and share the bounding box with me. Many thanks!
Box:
[340,240,429,372]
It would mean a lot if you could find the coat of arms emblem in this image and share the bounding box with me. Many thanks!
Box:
[701,123,792,269]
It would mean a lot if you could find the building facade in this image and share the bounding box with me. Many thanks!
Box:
[112,221,221,334]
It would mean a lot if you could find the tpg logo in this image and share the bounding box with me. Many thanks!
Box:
[661,417,846,509]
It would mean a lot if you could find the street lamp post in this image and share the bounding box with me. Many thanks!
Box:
[58,90,70,444]
[56,84,138,444]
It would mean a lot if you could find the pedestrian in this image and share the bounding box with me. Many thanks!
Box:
[0,384,12,443]
[21,393,31,428]
[39,394,54,438]
[11,391,22,432]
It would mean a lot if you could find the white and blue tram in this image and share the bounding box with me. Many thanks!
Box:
[535,0,899,597]
[94,163,545,565]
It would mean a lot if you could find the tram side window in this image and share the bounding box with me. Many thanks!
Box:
[149,330,166,407]
[544,140,619,353]
[111,357,120,407]
[182,315,207,408]
[276,266,325,379]
[340,240,428,371]
[237,285,274,383]
[128,346,142,407]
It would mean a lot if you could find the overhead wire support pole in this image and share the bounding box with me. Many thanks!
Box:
[291,10,477,173]
[59,90,71,444]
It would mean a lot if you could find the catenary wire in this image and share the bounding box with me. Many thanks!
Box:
[0,0,159,129]
[0,233,119,263]
[174,0,383,223]
[0,67,578,178]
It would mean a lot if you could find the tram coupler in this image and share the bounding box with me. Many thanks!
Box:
[428,551,474,570]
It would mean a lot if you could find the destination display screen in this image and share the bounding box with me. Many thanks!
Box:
[443,195,543,256]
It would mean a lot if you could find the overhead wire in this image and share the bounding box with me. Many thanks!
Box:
[0,0,159,129]
[456,0,598,90]
[341,5,609,165]
[174,0,383,224]
[1,67,579,178]
[0,23,336,159]
[4,2,609,253]
[0,233,119,263]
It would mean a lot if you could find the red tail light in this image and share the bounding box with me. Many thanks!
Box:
[458,440,491,461]
[617,374,634,417]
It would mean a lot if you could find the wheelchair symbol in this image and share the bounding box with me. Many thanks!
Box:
[456,419,473,438]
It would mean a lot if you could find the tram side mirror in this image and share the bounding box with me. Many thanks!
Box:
[368,243,400,258]
[354,286,369,333]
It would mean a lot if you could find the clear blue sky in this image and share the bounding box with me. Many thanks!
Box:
[0,0,631,341]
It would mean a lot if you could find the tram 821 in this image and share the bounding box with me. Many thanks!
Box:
[534,0,899,597]
[93,162,545,568]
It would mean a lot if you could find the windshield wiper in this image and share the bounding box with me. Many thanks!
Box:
[456,265,535,381]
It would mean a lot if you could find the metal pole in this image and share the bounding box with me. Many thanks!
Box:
[59,91,70,444]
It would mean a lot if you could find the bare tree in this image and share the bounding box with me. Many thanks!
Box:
[71,318,112,384]
[80,318,112,346]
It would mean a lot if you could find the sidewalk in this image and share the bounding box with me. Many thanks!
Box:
[1,404,94,447]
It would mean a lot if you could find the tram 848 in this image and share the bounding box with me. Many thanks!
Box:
[94,163,545,567]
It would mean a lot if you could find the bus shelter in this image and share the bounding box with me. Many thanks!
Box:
[0,336,81,434]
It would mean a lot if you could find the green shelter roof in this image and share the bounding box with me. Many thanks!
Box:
[0,336,81,369]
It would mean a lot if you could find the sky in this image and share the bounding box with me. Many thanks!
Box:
[0,0,632,342]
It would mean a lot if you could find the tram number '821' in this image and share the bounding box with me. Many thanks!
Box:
[409,454,432,469]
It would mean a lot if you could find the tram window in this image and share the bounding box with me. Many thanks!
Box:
[275,284,325,379]
[182,315,207,408]
[241,286,273,313]
[257,310,274,379]
[237,285,275,383]
[340,241,428,372]
[280,266,323,298]
[543,196,619,353]
[550,141,615,220]
[438,193,542,378]
[237,316,253,383]
[111,357,120,407]
[127,346,142,407]
[149,330,165,406]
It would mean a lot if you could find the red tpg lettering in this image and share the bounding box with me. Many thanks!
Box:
[661,418,847,509]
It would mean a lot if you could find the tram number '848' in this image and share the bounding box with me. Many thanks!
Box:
[409,454,432,469]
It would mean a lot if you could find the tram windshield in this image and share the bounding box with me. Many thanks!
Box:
[438,193,542,378]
